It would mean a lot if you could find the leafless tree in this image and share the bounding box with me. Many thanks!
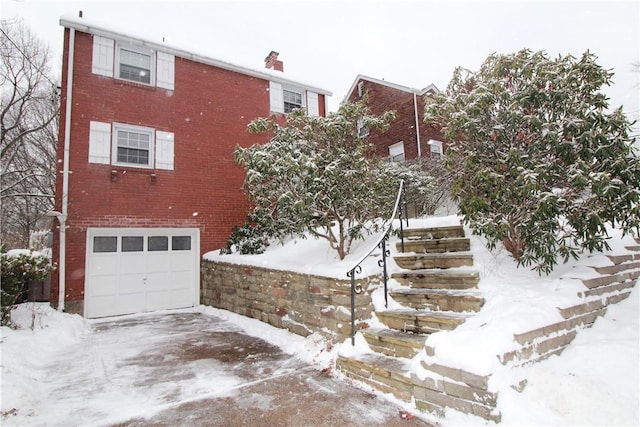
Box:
[1,20,59,249]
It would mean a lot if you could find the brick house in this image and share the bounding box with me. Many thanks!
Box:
[51,15,331,318]
[345,75,446,161]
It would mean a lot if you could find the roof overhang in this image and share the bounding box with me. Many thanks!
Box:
[60,15,332,97]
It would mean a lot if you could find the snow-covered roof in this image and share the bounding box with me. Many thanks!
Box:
[344,74,439,101]
[59,14,332,97]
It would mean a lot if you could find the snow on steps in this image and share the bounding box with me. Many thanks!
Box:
[338,225,640,423]
[392,269,479,289]
[394,252,474,269]
[336,352,500,422]
[339,224,498,421]
[500,251,640,366]
[389,288,484,312]
[398,237,471,254]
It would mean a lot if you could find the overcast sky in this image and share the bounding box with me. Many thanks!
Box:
[3,0,639,123]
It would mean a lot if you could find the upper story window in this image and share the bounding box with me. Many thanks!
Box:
[389,141,405,162]
[269,81,319,116]
[114,124,154,167]
[117,46,154,84]
[358,81,365,97]
[357,118,369,138]
[92,35,175,90]
[428,139,443,159]
[283,88,303,113]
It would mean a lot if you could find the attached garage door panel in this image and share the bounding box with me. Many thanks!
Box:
[85,228,199,318]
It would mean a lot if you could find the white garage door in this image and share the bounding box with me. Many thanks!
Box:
[85,228,200,318]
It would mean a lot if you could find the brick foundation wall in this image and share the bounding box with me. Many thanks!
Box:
[201,260,377,342]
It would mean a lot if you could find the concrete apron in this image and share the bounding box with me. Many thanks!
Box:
[70,312,433,426]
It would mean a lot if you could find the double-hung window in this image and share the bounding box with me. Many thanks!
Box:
[89,121,174,170]
[283,89,303,113]
[92,36,175,89]
[113,124,154,167]
[116,45,154,84]
[389,141,405,162]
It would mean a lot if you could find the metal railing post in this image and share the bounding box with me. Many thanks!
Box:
[378,236,390,309]
[347,265,362,346]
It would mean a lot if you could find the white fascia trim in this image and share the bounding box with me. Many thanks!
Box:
[60,16,332,97]
[345,74,440,100]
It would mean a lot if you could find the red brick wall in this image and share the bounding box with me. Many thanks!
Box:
[347,79,446,160]
[52,29,323,309]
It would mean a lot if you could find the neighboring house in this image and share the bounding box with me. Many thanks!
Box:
[51,15,331,318]
[345,75,446,162]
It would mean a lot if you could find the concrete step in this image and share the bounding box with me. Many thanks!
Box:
[389,288,484,312]
[394,252,474,270]
[402,225,465,240]
[376,309,470,333]
[360,327,427,359]
[397,237,470,254]
[391,270,480,289]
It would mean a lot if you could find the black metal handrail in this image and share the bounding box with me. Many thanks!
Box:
[346,179,408,346]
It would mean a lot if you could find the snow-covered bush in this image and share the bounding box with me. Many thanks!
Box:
[235,101,434,259]
[1,249,54,326]
[425,49,640,274]
[221,221,269,255]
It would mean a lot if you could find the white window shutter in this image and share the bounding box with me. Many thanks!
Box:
[269,81,284,113]
[89,121,112,164]
[155,131,174,170]
[307,91,319,116]
[156,52,175,90]
[92,36,114,77]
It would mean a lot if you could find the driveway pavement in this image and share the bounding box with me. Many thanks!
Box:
[29,312,435,426]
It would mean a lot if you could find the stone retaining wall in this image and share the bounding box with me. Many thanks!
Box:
[201,260,378,342]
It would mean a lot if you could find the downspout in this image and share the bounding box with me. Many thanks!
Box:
[58,27,75,311]
[413,92,422,158]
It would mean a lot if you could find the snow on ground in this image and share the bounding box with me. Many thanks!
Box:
[2,215,639,425]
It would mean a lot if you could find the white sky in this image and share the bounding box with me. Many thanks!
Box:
[2,0,639,123]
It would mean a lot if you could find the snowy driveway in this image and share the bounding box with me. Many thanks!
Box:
[2,309,432,426]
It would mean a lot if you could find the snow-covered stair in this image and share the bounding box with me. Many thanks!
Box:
[337,225,496,420]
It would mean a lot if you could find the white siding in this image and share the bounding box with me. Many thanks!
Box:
[269,81,284,113]
[156,52,175,90]
[92,36,114,77]
[155,131,174,170]
[307,91,319,116]
[88,121,112,164]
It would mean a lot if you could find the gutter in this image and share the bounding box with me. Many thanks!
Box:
[413,92,422,158]
[57,27,75,311]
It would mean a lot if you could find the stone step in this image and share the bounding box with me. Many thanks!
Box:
[582,269,640,289]
[337,353,500,422]
[607,253,640,265]
[397,237,470,254]
[376,309,470,334]
[594,260,640,275]
[402,225,465,240]
[337,353,414,402]
[394,252,474,270]
[392,270,480,289]
[389,288,484,312]
[360,327,427,359]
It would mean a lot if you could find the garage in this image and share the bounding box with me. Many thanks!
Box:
[85,228,200,318]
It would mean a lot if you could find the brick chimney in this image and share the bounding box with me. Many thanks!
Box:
[264,51,284,72]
